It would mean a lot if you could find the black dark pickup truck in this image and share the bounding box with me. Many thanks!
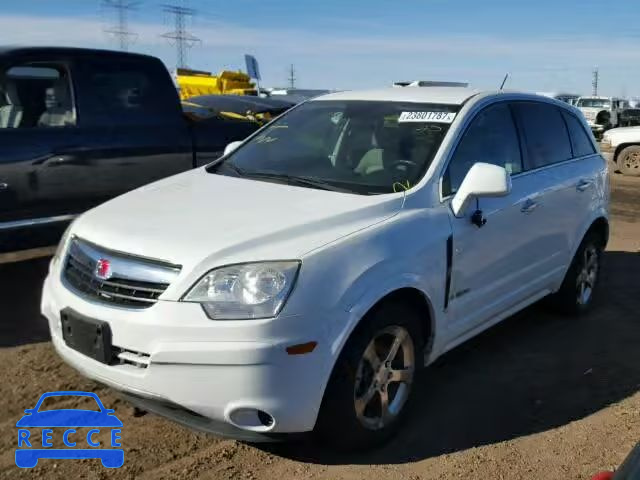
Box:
[0,47,258,256]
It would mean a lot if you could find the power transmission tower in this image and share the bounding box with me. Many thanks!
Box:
[288,64,296,89]
[592,68,599,96]
[161,3,201,69]
[102,0,139,51]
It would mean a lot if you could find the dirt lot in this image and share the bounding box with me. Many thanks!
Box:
[0,172,638,480]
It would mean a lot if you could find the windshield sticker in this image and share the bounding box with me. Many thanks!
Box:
[398,111,456,123]
[255,134,279,144]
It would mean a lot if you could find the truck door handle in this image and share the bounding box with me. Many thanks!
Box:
[44,154,76,166]
[520,199,539,214]
[576,180,593,192]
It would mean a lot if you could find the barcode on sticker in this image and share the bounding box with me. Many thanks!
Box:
[398,111,456,123]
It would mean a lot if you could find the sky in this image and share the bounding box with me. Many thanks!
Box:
[2,0,640,96]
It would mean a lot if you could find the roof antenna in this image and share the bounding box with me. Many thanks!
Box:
[500,73,510,91]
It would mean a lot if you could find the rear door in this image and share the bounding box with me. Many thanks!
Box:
[512,102,595,279]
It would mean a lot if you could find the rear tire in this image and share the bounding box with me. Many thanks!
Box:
[549,232,603,315]
[314,302,423,451]
[618,145,640,177]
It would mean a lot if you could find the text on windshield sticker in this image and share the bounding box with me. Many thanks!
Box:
[398,111,456,123]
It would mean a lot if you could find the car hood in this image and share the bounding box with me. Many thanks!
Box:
[607,125,640,136]
[16,410,123,428]
[72,169,403,282]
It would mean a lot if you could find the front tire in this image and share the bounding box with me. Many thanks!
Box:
[549,232,603,315]
[618,145,640,177]
[315,302,422,451]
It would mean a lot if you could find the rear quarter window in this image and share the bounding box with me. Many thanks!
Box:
[562,111,596,157]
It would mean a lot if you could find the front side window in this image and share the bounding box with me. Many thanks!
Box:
[0,64,75,129]
[562,111,596,157]
[443,103,522,197]
[210,100,458,195]
[514,103,572,169]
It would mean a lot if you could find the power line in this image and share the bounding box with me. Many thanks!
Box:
[102,0,139,51]
[288,64,296,89]
[160,3,201,69]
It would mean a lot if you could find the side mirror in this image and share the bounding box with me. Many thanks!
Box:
[451,162,511,218]
[24,409,34,414]
[223,141,243,157]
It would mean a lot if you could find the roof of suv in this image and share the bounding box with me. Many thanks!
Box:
[313,87,483,105]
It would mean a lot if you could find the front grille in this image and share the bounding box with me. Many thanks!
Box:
[63,239,178,309]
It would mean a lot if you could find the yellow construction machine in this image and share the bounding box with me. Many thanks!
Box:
[174,68,256,100]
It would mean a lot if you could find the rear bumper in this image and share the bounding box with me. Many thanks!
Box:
[42,264,338,435]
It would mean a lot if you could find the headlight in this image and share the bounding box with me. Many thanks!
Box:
[52,221,75,265]
[182,261,301,320]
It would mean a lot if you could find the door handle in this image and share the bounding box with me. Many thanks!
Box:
[44,154,76,166]
[576,180,593,192]
[520,198,539,213]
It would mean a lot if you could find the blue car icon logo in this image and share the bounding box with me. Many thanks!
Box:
[15,391,123,468]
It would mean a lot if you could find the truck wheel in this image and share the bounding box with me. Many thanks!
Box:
[549,232,603,315]
[618,145,640,176]
[315,302,422,451]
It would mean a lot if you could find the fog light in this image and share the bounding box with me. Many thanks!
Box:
[228,408,276,431]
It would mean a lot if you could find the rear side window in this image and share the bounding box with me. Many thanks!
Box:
[562,111,596,157]
[514,102,572,169]
[79,59,179,125]
[443,103,522,196]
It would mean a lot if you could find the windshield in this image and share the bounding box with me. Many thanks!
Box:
[208,100,457,195]
[577,98,611,109]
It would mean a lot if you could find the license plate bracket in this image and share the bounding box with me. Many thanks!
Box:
[61,309,113,364]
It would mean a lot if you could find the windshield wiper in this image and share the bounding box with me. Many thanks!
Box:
[242,172,352,193]
[210,159,246,177]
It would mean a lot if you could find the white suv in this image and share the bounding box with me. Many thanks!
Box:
[42,88,609,450]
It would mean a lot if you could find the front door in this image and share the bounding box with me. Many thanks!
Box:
[442,102,551,342]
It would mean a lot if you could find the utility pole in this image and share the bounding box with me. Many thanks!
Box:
[288,64,296,90]
[592,68,599,96]
[161,2,201,69]
[102,0,139,51]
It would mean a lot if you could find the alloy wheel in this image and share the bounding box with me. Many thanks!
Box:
[576,244,599,306]
[622,151,640,172]
[353,325,415,430]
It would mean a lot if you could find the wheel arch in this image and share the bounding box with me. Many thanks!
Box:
[339,284,437,367]
[570,216,609,262]
[613,142,640,163]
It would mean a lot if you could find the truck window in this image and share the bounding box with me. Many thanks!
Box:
[81,59,179,125]
[0,64,76,129]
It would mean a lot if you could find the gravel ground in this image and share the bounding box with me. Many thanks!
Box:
[0,171,638,480]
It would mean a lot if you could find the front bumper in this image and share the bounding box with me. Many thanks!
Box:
[41,264,337,435]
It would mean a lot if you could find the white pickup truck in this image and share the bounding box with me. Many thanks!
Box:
[576,96,629,138]
[601,126,640,176]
